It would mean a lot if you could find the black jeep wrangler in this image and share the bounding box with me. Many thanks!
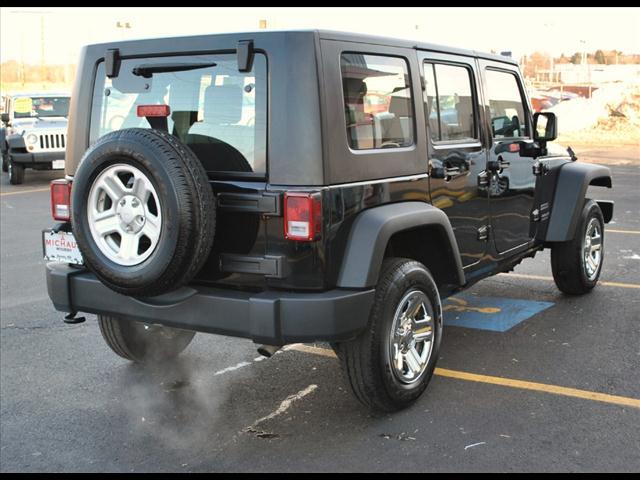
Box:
[44,30,613,412]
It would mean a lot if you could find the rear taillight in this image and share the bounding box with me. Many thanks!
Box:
[51,179,72,221]
[284,192,322,241]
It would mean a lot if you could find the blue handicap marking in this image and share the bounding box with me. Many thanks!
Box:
[443,293,554,332]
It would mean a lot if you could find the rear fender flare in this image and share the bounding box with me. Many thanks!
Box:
[337,202,465,289]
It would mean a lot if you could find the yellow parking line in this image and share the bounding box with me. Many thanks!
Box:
[499,273,640,289]
[286,344,640,409]
[284,344,337,358]
[607,229,640,235]
[434,368,640,409]
[0,187,50,197]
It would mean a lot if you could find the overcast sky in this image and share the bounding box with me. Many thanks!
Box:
[1,7,639,65]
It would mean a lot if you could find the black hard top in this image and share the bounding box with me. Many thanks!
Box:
[85,28,517,66]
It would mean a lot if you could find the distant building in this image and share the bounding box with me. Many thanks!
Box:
[533,64,640,84]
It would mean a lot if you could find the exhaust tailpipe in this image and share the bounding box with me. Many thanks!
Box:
[257,344,282,358]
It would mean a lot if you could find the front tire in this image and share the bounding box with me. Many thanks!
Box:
[98,315,195,363]
[551,199,605,295]
[8,159,24,185]
[335,258,443,413]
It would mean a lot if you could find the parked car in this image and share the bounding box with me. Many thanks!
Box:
[1,92,70,184]
[44,31,613,412]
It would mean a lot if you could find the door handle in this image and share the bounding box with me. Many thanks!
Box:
[429,160,464,180]
[444,166,461,181]
[488,155,510,172]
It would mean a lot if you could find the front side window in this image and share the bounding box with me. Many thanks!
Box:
[485,69,529,139]
[340,53,414,150]
[91,53,267,175]
[423,63,477,143]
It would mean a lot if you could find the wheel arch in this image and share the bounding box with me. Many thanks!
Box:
[336,202,465,292]
[545,162,613,242]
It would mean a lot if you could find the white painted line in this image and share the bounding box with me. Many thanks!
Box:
[464,442,487,450]
[245,384,318,433]
[212,355,268,377]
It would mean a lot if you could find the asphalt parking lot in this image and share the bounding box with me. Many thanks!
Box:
[1,147,639,472]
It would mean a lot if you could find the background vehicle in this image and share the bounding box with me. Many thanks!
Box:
[1,92,70,184]
[44,31,613,412]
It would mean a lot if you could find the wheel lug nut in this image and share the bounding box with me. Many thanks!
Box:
[120,199,126,206]
[132,199,139,207]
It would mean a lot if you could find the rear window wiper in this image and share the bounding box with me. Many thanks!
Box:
[132,62,217,78]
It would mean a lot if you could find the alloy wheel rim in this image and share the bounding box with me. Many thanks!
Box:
[388,289,435,384]
[87,163,162,266]
[583,218,602,281]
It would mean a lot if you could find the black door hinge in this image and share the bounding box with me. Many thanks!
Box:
[531,208,541,222]
[477,225,490,241]
[532,162,549,176]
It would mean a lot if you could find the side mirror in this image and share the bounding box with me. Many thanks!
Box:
[1,113,9,124]
[533,112,557,143]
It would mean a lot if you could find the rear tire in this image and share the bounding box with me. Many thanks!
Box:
[8,159,24,185]
[551,199,605,295]
[98,315,195,363]
[335,258,443,413]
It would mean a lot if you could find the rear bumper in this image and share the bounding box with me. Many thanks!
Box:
[46,262,374,345]
[11,151,64,164]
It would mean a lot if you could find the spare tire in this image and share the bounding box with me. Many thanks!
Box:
[71,128,215,297]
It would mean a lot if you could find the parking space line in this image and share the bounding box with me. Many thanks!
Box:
[284,344,337,358]
[607,229,640,234]
[286,344,640,409]
[0,187,50,197]
[434,368,640,409]
[499,273,640,289]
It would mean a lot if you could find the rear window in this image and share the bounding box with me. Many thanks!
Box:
[90,53,267,175]
[340,53,414,150]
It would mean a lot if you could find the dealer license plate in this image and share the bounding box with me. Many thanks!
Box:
[43,230,83,265]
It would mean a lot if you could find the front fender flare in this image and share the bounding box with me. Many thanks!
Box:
[6,134,26,151]
[337,202,465,289]
[546,162,612,242]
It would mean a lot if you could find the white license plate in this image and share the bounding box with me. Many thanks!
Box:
[52,159,65,170]
[43,230,83,265]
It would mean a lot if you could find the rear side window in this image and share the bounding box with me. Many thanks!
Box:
[91,53,267,175]
[484,69,529,139]
[340,53,414,150]
[423,63,477,143]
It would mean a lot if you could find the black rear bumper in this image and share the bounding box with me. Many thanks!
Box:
[46,263,374,345]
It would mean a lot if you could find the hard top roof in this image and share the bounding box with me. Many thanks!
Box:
[84,29,518,66]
